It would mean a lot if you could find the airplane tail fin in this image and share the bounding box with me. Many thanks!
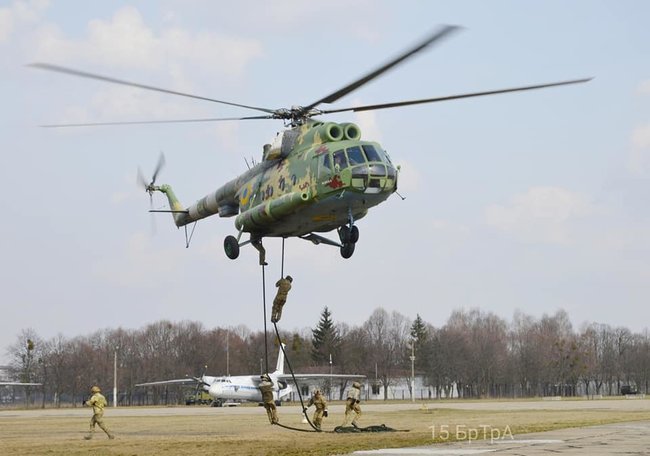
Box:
[275,344,286,374]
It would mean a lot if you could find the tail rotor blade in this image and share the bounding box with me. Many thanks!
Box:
[151,153,166,185]
[137,167,148,189]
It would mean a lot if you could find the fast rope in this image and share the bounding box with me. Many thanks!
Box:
[273,321,320,432]
[258,241,318,431]
[261,261,269,375]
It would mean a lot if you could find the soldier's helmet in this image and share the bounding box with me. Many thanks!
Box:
[313,389,321,396]
[352,382,361,389]
[286,275,293,282]
[90,386,101,393]
[261,374,271,381]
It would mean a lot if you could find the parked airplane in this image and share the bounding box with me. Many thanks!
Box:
[136,345,363,406]
[0,382,42,386]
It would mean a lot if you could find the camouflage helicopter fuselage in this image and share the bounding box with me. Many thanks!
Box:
[157,120,398,242]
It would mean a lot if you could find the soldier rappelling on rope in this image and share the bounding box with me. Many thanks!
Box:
[271,275,292,323]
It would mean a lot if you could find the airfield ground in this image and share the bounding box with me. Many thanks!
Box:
[1,398,649,455]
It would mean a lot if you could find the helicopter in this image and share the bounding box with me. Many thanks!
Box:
[30,25,590,261]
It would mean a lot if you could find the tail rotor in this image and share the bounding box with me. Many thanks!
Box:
[137,152,166,233]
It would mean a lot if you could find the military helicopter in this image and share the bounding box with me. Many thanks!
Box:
[30,25,590,261]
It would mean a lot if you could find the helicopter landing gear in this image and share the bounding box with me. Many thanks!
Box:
[224,235,240,260]
[338,222,359,259]
[350,225,359,243]
[340,242,355,259]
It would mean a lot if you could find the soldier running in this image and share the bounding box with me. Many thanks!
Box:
[271,275,293,323]
[307,389,328,430]
[342,381,362,428]
[83,386,115,440]
[259,374,279,424]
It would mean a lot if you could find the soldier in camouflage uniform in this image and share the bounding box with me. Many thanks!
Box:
[83,386,115,440]
[271,275,293,323]
[342,381,362,428]
[306,389,328,430]
[259,374,279,424]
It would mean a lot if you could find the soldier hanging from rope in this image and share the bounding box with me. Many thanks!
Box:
[252,238,267,266]
[271,275,292,323]
[259,374,279,424]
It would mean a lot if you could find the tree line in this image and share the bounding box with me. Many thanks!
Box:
[3,307,649,407]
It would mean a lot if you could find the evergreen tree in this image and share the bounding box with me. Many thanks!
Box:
[410,314,428,372]
[311,307,341,365]
[410,314,428,352]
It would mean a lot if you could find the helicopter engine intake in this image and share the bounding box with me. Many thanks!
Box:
[340,122,361,141]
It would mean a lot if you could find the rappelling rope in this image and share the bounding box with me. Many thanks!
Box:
[261,262,269,375]
[273,240,320,432]
[273,321,320,432]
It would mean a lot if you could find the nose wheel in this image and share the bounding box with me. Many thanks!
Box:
[338,225,359,259]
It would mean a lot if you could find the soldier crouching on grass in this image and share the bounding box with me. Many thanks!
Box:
[83,386,115,440]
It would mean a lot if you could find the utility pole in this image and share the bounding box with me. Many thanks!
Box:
[226,329,230,377]
[329,353,333,401]
[409,341,415,402]
[113,346,119,408]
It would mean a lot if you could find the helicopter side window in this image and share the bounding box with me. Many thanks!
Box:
[362,145,382,162]
[346,146,365,165]
[333,150,348,170]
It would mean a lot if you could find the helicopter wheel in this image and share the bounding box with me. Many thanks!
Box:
[224,235,240,260]
[350,225,359,244]
[340,242,355,259]
[339,226,351,243]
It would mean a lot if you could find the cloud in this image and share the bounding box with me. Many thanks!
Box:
[394,159,422,193]
[32,6,262,75]
[628,123,650,177]
[27,6,264,123]
[0,8,13,43]
[485,186,595,244]
[353,102,382,143]
[0,0,48,43]
[637,80,650,96]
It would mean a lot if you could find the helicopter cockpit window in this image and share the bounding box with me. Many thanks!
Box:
[362,145,382,162]
[346,146,365,165]
[333,150,348,169]
[322,154,331,170]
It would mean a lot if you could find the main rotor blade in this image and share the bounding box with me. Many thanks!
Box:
[320,78,592,114]
[28,63,276,114]
[39,115,272,128]
[303,25,460,111]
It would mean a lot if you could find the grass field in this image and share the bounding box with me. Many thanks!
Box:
[1,399,649,455]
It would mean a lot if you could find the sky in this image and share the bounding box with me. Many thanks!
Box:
[1,0,649,364]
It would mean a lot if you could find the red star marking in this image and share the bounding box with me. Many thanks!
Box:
[326,175,344,189]
[315,145,328,155]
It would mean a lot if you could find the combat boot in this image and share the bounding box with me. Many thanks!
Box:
[83,434,93,440]
[108,433,115,440]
